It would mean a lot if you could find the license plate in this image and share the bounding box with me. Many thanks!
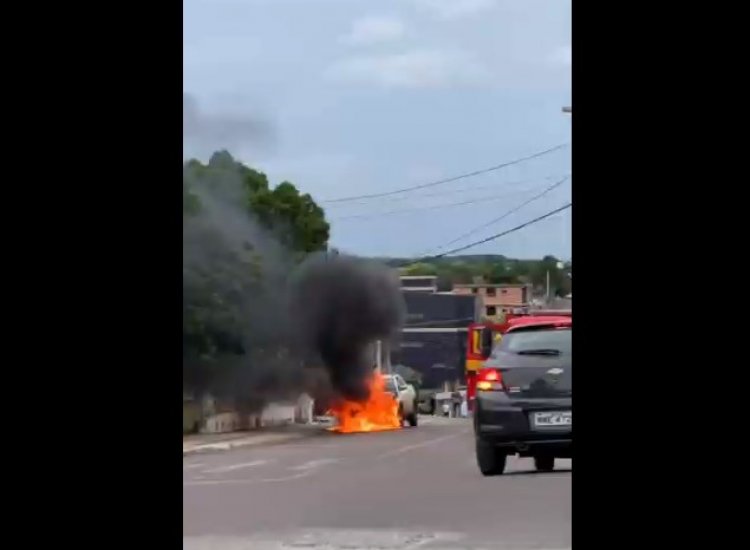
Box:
[532,411,572,428]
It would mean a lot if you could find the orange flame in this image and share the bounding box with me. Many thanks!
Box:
[330,372,402,433]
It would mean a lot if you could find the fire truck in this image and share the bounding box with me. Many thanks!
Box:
[464,309,572,409]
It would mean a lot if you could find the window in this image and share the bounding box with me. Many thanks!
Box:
[486,306,497,316]
[486,288,496,296]
[500,289,508,295]
[495,327,572,356]
[472,288,478,294]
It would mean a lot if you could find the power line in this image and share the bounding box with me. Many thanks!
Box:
[321,143,569,203]
[332,183,553,221]
[423,202,572,260]
[419,175,570,255]
[325,175,561,208]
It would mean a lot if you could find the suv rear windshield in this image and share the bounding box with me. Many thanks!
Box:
[494,327,572,356]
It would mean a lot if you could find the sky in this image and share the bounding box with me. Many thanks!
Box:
[184,0,571,260]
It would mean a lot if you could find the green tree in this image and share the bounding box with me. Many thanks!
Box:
[182,150,330,402]
[528,255,569,298]
[184,151,330,252]
[483,258,521,284]
[249,181,330,253]
[401,262,438,276]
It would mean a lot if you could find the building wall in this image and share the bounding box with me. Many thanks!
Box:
[391,331,467,389]
[453,284,529,322]
[402,291,477,327]
[399,276,438,293]
[392,290,477,390]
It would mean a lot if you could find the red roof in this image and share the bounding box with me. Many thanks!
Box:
[506,316,572,332]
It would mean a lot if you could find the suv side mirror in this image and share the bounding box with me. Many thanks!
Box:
[480,328,493,358]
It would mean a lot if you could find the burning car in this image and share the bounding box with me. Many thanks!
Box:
[383,374,418,427]
[329,372,418,433]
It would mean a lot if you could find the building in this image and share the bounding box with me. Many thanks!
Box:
[391,276,478,390]
[401,291,478,327]
[452,281,531,322]
[399,275,438,293]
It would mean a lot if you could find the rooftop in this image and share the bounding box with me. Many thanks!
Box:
[453,283,529,289]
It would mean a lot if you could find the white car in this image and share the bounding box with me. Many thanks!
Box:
[383,374,418,427]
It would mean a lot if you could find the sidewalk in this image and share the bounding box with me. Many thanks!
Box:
[183,423,328,456]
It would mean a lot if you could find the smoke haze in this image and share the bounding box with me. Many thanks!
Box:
[183,159,300,410]
[183,93,276,160]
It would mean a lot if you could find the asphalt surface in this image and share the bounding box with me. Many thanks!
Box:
[183,417,571,549]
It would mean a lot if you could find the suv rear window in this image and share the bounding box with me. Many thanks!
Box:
[495,327,571,356]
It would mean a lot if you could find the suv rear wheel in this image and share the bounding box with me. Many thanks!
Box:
[476,439,507,476]
[534,455,555,472]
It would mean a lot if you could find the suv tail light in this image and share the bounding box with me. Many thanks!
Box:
[476,367,504,391]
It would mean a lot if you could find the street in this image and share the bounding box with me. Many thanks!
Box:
[183,418,571,549]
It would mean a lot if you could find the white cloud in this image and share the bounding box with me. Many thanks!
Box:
[412,0,496,20]
[326,50,490,89]
[341,15,406,46]
[548,45,572,67]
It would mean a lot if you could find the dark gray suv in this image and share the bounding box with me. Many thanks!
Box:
[474,319,572,476]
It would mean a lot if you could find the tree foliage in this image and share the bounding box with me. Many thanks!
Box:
[183,151,330,402]
[185,151,330,253]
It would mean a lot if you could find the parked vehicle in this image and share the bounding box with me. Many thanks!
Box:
[383,374,419,427]
[473,317,572,475]
[464,310,572,409]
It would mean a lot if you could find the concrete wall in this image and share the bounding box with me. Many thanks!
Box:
[199,401,300,434]
[183,401,202,434]
[203,412,243,433]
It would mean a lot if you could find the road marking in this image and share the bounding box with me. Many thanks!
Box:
[183,463,205,470]
[184,459,338,487]
[183,530,468,549]
[376,429,469,459]
[203,460,268,474]
[290,458,338,471]
[184,470,314,487]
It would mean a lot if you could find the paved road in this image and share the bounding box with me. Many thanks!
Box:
[183,417,571,549]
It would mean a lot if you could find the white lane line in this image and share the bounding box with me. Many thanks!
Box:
[183,463,205,470]
[203,460,268,474]
[290,459,338,471]
[184,458,339,487]
[376,429,469,459]
[184,470,314,487]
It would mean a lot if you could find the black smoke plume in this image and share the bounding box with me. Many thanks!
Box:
[288,253,406,401]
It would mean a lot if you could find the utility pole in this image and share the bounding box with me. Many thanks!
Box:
[373,340,391,375]
[374,340,382,374]
[546,261,565,305]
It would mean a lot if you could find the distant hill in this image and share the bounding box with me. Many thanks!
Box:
[377,254,511,267]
